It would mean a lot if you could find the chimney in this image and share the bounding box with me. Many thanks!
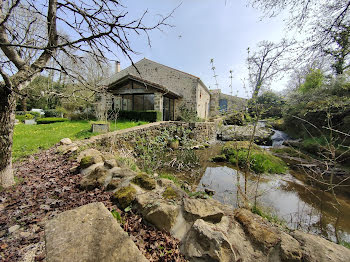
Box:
[115,61,120,73]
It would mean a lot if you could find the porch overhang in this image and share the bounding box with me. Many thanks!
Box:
[107,74,182,99]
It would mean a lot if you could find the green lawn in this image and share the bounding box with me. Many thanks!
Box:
[13,120,148,161]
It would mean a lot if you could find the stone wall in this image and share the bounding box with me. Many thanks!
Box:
[196,82,211,120]
[74,121,217,151]
[209,89,247,117]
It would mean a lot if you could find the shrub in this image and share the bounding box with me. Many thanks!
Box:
[44,109,61,117]
[25,113,34,120]
[118,110,161,122]
[30,111,41,119]
[37,117,68,124]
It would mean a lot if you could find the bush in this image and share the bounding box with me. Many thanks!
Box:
[37,117,68,124]
[118,110,161,122]
[25,113,34,120]
[44,109,61,117]
[30,111,41,119]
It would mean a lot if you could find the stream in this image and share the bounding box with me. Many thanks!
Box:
[190,128,350,244]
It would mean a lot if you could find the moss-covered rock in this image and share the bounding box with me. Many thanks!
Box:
[80,156,95,169]
[79,166,111,190]
[162,186,180,200]
[210,154,227,162]
[132,173,156,190]
[222,141,261,154]
[221,141,287,174]
[113,185,137,208]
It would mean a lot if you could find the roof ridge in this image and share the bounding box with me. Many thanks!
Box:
[142,58,200,79]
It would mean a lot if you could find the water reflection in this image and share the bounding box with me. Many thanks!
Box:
[196,165,350,242]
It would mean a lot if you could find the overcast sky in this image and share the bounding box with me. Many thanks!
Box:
[113,0,291,98]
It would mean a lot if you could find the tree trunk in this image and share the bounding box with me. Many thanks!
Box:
[0,88,16,187]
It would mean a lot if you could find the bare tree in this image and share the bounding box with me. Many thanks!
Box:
[247,39,293,99]
[249,0,350,74]
[0,0,173,187]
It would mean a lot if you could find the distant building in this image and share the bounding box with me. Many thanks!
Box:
[99,58,246,121]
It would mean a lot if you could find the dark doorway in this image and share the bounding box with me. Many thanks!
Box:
[163,96,174,121]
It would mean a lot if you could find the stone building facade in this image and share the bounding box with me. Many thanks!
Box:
[209,89,247,117]
[99,58,246,121]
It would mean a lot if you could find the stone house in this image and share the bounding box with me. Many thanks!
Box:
[100,58,245,121]
[209,89,247,116]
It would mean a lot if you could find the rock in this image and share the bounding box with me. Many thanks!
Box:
[112,185,137,208]
[56,144,78,154]
[181,219,239,262]
[234,208,280,249]
[210,154,227,162]
[101,152,116,161]
[80,155,103,169]
[280,232,302,262]
[169,140,179,150]
[204,188,215,196]
[162,186,180,200]
[59,138,72,145]
[77,148,103,163]
[144,202,179,232]
[8,225,20,234]
[110,167,136,178]
[291,230,350,262]
[69,166,79,173]
[221,125,272,142]
[106,178,121,191]
[132,173,156,190]
[79,166,111,190]
[183,198,224,223]
[19,231,31,238]
[104,159,118,169]
[80,163,104,176]
[45,202,148,262]
[154,173,159,178]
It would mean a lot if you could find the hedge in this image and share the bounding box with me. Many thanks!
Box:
[37,117,68,124]
[118,110,162,122]
[44,109,61,117]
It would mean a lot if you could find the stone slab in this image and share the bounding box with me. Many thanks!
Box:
[45,202,148,262]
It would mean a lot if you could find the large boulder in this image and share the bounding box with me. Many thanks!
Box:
[234,208,280,250]
[291,230,350,262]
[181,219,239,262]
[221,125,273,144]
[183,198,224,223]
[45,202,148,262]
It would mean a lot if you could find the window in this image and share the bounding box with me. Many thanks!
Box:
[134,95,144,111]
[115,94,154,111]
[122,95,132,111]
[144,94,154,111]
[219,99,228,112]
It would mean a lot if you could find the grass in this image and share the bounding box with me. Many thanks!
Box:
[251,205,285,226]
[340,241,350,249]
[219,141,288,174]
[158,173,181,186]
[13,120,148,161]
